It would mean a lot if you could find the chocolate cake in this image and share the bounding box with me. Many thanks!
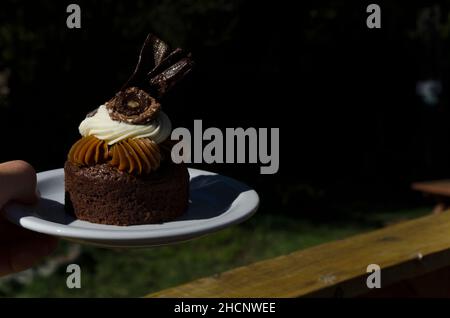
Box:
[64,33,194,226]
[65,161,189,225]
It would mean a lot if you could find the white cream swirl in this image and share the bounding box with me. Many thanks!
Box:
[79,105,171,145]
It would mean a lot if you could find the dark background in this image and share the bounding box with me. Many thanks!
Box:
[1,0,449,218]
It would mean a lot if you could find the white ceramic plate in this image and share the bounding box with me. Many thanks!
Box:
[3,168,259,248]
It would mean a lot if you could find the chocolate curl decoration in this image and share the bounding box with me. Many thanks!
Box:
[121,33,194,98]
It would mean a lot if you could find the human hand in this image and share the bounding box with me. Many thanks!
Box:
[0,160,58,277]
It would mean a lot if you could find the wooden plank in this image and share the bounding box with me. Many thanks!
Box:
[412,179,450,197]
[146,212,450,298]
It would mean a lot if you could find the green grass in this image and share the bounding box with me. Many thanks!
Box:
[0,206,431,297]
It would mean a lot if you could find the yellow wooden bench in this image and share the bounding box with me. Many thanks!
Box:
[146,212,450,298]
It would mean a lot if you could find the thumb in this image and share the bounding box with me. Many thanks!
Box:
[0,160,38,209]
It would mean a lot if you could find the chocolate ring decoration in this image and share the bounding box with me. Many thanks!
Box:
[121,33,194,98]
[106,87,161,124]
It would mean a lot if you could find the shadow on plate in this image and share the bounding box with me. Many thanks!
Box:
[36,174,251,224]
[35,198,76,225]
[176,174,251,221]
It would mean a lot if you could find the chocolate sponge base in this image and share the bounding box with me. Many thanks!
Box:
[64,161,189,226]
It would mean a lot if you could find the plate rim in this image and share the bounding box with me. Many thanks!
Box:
[3,167,259,243]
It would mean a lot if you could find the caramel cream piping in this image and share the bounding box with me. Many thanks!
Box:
[68,136,109,166]
[68,136,162,174]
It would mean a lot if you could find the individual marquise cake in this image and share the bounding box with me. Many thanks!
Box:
[64,33,194,225]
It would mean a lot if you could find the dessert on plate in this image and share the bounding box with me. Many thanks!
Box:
[64,33,194,226]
